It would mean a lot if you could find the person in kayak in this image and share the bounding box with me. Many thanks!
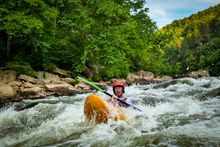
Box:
[110,81,133,108]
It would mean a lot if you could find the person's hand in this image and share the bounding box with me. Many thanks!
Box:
[112,95,118,99]
[111,95,119,102]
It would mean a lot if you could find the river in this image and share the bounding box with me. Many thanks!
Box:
[0,77,220,146]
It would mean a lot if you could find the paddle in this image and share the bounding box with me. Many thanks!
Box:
[77,76,142,112]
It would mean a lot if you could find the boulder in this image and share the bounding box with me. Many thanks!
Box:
[24,82,36,88]
[137,70,154,80]
[110,78,126,84]
[126,73,140,85]
[18,74,37,84]
[45,83,81,96]
[187,70,210,78]
[8,81,22,87]
[44,72,59,79]
[45,83,74,92]
[51,67,71,77]
[161,75,173,80]
[42,78,63,84]
[8,81,22,93]
[60,78,76,85]
[75,82,90,91]
[37,71,45,79]
[0,84,15,101]
[20,86,43,97]
[0,70,16,84]
[94,81,108,90]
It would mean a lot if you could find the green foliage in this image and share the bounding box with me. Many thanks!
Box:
[157,4,220,76]
[0,0,158,80]
[6,58,37,77]
[198,38,220,75]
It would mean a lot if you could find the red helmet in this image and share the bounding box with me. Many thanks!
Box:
[112,81,125,94]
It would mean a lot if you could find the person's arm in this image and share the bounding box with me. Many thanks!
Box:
[125,98,133,106]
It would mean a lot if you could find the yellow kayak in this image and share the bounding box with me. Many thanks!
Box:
[84,94,125,123]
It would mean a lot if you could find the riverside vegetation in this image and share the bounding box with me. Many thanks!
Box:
[0,1,219,81]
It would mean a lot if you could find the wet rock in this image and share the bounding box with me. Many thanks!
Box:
[142,96,172,106]
[0,83,15,101]
[198,86,220,100]
[18,74,37,84]
[187,70,210,78]
[152,80,178,89]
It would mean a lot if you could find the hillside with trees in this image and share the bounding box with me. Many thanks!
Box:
[157,4,220,76]
[0,0,161,81]
[0,0,219,81]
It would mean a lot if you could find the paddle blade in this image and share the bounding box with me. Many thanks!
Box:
[77,76,104,92]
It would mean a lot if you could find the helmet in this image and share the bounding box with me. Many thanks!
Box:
[112,81,125,94]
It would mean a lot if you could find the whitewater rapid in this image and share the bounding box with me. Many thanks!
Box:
[0,77,220,146]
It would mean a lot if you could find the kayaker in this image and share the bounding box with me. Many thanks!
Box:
[110,81,133,108]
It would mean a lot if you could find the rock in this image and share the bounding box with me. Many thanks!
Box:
[42,78,63,84]
[24,82,35,88]
[8,81,22,93]
[137,70,154,80]
[110,79,126,85]
[126,73,140,85]
[0,70,17,84]
[18,74,37,84]
[51,67,71,77]
[161,75,173,80]
[0,84,15,101]
[20,86,43,97]
[60,78,76,85]
[45,83,81,96]
[187,70,210,78]
[126,72,153,85]
[8,81,22,87]
[75,82,90,91]
[198,86,220,101]
[152,80,178,89]
[45,83,74,92]
[44,72,59,79]
[37,71,45,79]
[94,81,108,90]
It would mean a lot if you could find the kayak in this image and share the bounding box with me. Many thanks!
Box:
[84,94,125,123]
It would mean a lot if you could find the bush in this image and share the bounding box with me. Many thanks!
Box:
[6,60,37,78]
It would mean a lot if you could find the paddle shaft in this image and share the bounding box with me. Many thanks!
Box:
[103,91,142,111]
[78,76,142,112]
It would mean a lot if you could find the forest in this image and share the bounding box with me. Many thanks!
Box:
[0,0,219,81]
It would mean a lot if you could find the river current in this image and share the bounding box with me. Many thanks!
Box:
[0,77,220,146]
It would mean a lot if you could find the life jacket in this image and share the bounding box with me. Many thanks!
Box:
[115,96,133,108]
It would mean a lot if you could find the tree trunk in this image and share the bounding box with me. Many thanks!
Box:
[6,36,11,61]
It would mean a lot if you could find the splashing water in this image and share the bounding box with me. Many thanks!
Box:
[0,77,220,146]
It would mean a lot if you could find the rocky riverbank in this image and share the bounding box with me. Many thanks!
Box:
[0,69,210,103]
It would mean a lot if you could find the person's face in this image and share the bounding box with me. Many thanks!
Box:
[114,86,123,97]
